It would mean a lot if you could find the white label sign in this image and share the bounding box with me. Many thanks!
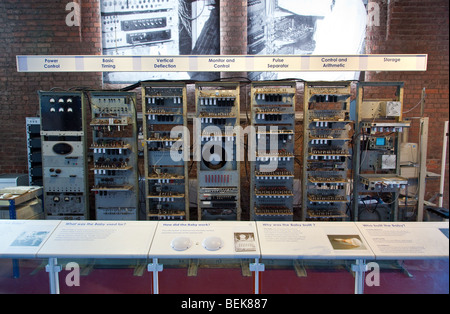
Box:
[356,222,449,260]
[16,54,428,72]
[256,222,374,260]
[149,221,260,259]
[0,220,61,258]
[37,221,158,259]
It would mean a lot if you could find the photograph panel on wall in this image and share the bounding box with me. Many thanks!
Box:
[101,0,220,84]
[248,0,369,81]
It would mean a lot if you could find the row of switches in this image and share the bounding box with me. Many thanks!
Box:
[205,174,230,184]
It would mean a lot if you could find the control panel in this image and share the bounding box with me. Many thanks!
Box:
[89,91,139,220]
[142,83,189,220]
[39,91,89,220]
[250,82,296,221]
[196,82,241,220]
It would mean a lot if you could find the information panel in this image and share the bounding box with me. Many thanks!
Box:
[0,220,60,258]
[355,222,449,260]
[16,55,428,73]
[149,221,260,259]
[36,221,158,259]
[256,222,374,260]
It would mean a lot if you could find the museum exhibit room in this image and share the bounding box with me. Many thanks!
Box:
[0,0,448,298]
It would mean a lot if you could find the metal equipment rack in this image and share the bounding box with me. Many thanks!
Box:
[195,82,241,221]
[142,82,189,220]
[89,91,139,220]
[249,81,296,221]
[301,82,353,221]
[352,82,410,221]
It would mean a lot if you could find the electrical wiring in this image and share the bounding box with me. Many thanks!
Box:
[403,99,422,114]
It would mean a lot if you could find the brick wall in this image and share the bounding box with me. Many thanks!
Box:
[0,0,102,175]
[220,0,247,79]
[366,0,449,209]
[220,0,247,55]
[0,0,448,211]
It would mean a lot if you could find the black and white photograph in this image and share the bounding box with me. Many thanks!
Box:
[101,0,220,84]
[234,232,257,252]
[327,234,367,251]
[248,0,368,81]
[10,231,50,247]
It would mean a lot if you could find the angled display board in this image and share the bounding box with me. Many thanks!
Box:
[0,220,60,258]
[149,221,260,259]
[355,222,449,260]
[36,221,158,259]
[256,221,374,260]
[2,220,447,262]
